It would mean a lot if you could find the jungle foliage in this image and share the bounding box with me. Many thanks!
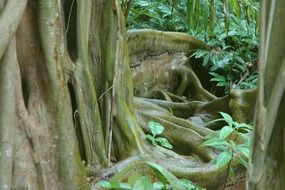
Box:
[126,0,259,94]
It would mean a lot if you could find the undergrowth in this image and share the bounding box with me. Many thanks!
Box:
[125,0,259,95]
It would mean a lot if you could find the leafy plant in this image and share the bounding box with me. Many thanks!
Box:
[96,181,132,190]
[191,11,259,94]
[127,0,189,32]
[190,0,259,94]
[126,0,259,96]
[186,0,260,35]
[146,121,173,149]
[96,162,206,190]
[146,162,206,190]
[201,112,252,178]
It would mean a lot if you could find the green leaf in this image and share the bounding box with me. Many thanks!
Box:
[235,123,253,132]
[216,57,231,68]
[118,183,132,190]
[153,182,165,190]
[133,176,153,190]
[209,72,223,78]
[148,121,164,136]
[210,76,226,82]
[215,151,232,167]
[238,146,250,159]
[220,112,233,127]
[96,181,132,189]
[191,50,208,59]
[146,162,187,190]
[237,157,249,168]
[203,54,210,66]
[216,81,228,87]
[200,137,229,149]
[219,126,234,140]
[127,175,140,186]
[96,181,111,188]
[179,179,195,190]
[156,137,173,149]
[179,179,207,190]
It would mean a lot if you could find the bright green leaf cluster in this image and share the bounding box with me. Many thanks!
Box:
[146,121,173,149]
[201,112,252,173]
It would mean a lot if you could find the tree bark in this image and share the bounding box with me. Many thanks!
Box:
[0,1,89,189]
[248,0,285,189]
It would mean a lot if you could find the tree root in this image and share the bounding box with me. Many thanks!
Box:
[91,29,254,190]
[93,146,245,190]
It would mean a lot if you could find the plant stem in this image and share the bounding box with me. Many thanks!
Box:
[223,149,234,190]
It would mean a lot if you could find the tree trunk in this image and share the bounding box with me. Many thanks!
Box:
[0,0,144,189]
[247,0,285,189]
[0,0,89,189]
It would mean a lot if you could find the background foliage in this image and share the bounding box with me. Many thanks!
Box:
[126,0,259,95]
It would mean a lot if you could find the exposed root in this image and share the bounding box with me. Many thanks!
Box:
[91,29,254,190]
[93,145,245,190]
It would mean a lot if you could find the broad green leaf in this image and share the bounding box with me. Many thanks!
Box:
[96,181,111,188]
[191,50,208,59]
[153,182,165,190]
[210,76,226,82]
[96,181,132,189]
[238,146,250,159]
[217,81,228,87]
[127,175,140,186]
[133,176,153,190]
[220,112,233,127]
[216,57,231,68]
[146,163,167,185]
[203,54,210,66]
[200,137,229,149]
[219,126,234,140]
[232,121,239,129]
[146,162,187,190]
[215,151,232,167]
[179,178,207,190]
[237,157,249,168]
[148,121,164,136]
[156,137,173,149]
[118,183,132,190]
[179,179,195,190]
[235,123,253,132]
[209,71,224,77]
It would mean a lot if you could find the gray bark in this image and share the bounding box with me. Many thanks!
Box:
[248,0,285,189]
